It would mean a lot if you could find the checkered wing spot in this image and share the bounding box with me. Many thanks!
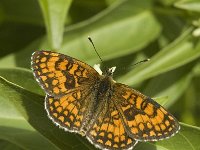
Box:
[31,50,99,98]
[86,99,137,150]
[113,83,180,141]
[31,50,100,132]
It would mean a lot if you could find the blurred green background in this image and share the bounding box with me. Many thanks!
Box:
[0,0,200,149]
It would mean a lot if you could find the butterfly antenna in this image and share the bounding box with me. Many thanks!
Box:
[88,36,103,63]
[118,59,150,71]
[132,59,150,66]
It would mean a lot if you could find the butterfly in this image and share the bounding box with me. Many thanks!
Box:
[31,50,180,150]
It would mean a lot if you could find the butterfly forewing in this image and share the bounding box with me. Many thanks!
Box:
[113,83,180,141]
[31,50,99,98]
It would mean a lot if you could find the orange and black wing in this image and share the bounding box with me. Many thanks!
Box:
[113,83,180,141]
[31,50,99,98]
[32,50,100,133]
[86,100,137,150]
[45,86,95,133]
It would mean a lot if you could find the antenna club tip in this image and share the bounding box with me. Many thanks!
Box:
[88,36,91,40]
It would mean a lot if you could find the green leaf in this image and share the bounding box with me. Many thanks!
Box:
[0,38,43,68]
[0,140,23,150]
[0,23,44,58]
[174,0,200,12]
[143,62,194,108]
[0,0,45,57]
[0,118,59,150]
[118,28,200,85]
[59,0,161,64]
[0,0,161,68]
[0,68,44,95]
[68,0,109,23]
[0,88,59,150]
[0,0,43,25]
[38,0,72,49]
[193,62,200,76]
[153,96,169,107]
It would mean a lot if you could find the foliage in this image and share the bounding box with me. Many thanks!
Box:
[0,0,200,149]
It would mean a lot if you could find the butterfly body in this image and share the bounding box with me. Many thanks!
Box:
[31,50,180,150]
[80,73,115,134]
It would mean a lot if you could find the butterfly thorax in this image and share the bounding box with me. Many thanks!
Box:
[96,76,113,97]
[94,66,117,102]
[103,66,116,77]
[93,65,116,99]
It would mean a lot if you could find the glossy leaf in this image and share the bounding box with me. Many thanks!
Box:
[174,0,200,12]
[0,0,161,67]
[118,28,200,85]
[38,0,72,49]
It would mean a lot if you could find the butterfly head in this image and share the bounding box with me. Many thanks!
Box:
[93,64,116,77]
[104,66,116,77]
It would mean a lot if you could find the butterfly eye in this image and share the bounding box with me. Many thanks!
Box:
[106,66,116,76]
[109,66,116,73]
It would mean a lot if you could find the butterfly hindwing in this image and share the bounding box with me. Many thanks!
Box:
[113,83,180,141]
[45,86,96,132]
[86,100,138,150]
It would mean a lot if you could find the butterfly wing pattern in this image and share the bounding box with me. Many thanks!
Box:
[86,98,138,150]
[113,83,180,141]
[31,51,99,132]
[31,50,180,150]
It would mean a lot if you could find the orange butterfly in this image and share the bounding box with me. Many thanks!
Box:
[31,50,180,150]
